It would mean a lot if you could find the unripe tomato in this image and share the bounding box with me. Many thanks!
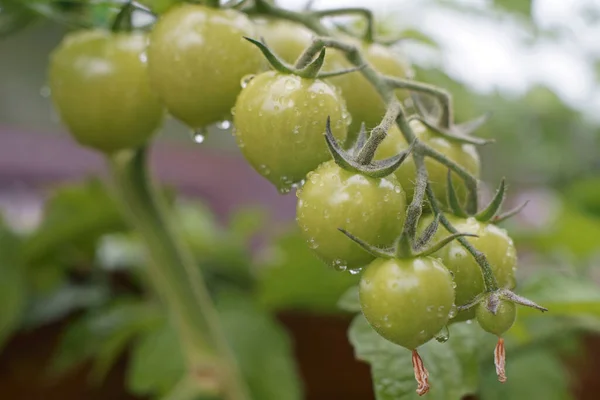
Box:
[233,71,349,192]
[49,30,163,153]
[254,19,315,66]
[476,300,516,336]
[148,4,263,129]
[360,257,455,349]
[327,42,412,133]
[296,161,406,270]
[375,120,480,207]
[420,215,517,321]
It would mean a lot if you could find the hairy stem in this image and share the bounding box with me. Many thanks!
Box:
[425,184,499,291]
[108,148,250,400]
[313,7,375,42]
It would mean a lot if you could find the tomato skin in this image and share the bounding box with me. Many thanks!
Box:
[375,120,480,207]
[420,215,517,321]
[233,71,349,191]
[49,30,163,153]
[327,42,412,133]
[476,300,516,336]
[254,19,315,66]
[360,257,455,349]
[296,161,406,270]
[148,4,263,129]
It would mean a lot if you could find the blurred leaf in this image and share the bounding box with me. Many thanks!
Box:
[218,290,303,400]
[397,29,439,48]
[22,179,126,266]
[257,229,359,314]
[51,299,162,383]
[564,176,600,218]
[337,285,360,313]
[127,320,187,397]
[0,219,26,349]
[127,291,303,400]
[518,271,600,317]
[228,207,267,241]
[23,282,109,328]
[493,0,532,18]
[349,315,483,400]
[0,0,37,38]
[479,349,572,400]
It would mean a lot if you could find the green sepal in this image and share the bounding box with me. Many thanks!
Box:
[498,289,548,313]
[111,1,134,32]
[299,48,326,79]
[350,122,368,155]
[414,232,478,258]
[416,114,494,146]
[243,37,296,75]
[475,178,506,222]
[324,117,413,179]
[316,64,367,79]
[337,228,395,259]
[492,200,529,224]
[394,231,414,259]
[446,170,468,218]
[414,214,440,251]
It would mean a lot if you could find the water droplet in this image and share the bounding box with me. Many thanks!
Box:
[40,86,51,98]
[333,259,347,271]
[241,74,255,88]
[448,304,458,318]
[308,238,319,249]
[191,128,207,144]
[217,120,231,130]
[435,326,450,343]
[348,267,361,275]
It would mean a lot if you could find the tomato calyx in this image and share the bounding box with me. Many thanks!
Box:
[111,1,135,32]
[445,169,529,225]
[324,117,414,178]
[339,213,477,260]
[459,289,547,316]
[244,37,365,79]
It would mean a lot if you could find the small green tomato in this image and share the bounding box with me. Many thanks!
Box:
[360,257,455,349]
[296,161,406,270]
[233,71,349,192]
[476,300,516,336]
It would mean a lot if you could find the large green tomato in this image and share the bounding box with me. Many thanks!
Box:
[328,42,412,134]
[296,161,406,270]
[420,215,517,321]
[360,257,455,350]
[375,120,480,207]
[254,19,315,66]
[233,71,349,192]
[49,30,163,153]
[476,300,516,336]
[148,4,263,129]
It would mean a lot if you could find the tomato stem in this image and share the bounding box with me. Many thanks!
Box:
[312,8,375,43]
[108,148,251,400]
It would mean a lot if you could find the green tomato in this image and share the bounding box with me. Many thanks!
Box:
[375,120,480,207]
[296,161,406,270]
[327,41,412,133]
[233,71,349,192]
[476,300,516,336]
[49,30,163,153]
[360,257,455,350]
[148,4,263,129]
[420,215,517,321]
[254,19,315,66]
[136,0,179,14]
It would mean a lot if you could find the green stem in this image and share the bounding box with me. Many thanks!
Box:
[425,184,499,292]
[313,8,375,42]
[108,148,250,400]
[355,99,402,164]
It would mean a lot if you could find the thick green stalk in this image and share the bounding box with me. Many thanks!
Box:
[108,148,250,400]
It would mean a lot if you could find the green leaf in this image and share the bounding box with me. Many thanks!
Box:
[51,299,162,383]
[493,0,532,19]
[257,229,359,314]
[396,28,440,48]
[518,271,600,317]
[218,290,303,400]
[338,285,361,313]
[22,179,127,266]
[127,321,187,397]
[0,0,37,38]
[479,349,572,400]
[23,283,109,328]
[348,315,483,400]
[228,207,267,241]
[0,220,26,349]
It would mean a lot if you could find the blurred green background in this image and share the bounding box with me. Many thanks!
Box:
[0,0,599,399]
